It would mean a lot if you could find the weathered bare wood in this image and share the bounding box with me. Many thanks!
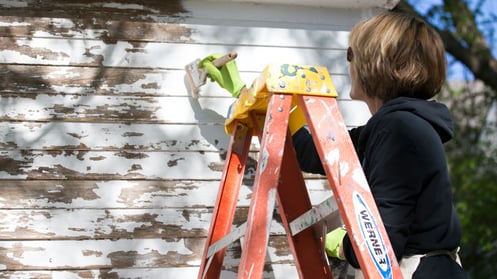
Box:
[0,208,287,240]
[0,65,257,97]
[0,64,350,98]
[0,0,366,277]
[0,0,189,22]
[0,94,233,123]
[0,36,347,72]
[0,122,232,152]
[0,15,350,48]
[0,266,301,279]
[0,149,230,179]
[0,118,363,153]
[0,16,193,43]
[0,95,367,126]
[0,208,212,239]
[0,179,330,209]
[0,65,191,96]
[0,236,293,270]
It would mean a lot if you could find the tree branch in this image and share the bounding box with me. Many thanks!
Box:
[395,0,497,94]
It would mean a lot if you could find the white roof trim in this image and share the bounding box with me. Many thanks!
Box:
[207,0,400,9]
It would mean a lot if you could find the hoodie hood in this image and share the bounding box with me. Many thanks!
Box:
[367,97,454,143]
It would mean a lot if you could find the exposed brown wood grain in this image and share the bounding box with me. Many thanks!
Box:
[0,0,189,22]
[0,94,234,123]
[0,208,253,239]
[0,236,293,269]
[0,122,233,151]
[0,0,359,276]
[0,179,329,209]
[0,65,180,96]
[0,15,193,43]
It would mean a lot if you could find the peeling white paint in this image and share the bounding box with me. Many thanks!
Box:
[339,161,350,176]
[324,148,340,166]
[0,38,349,72]
[259,147,269,174]
[0,94,234,123]
[0,0,376,276]
[0,171,26,179]
[0,179,339,214]
[352,168,370,191]
[266,188,277,234]
[99,72,172,94]
[0,20,29,26]
[50,18,75,28]
[47,184,64,193]
[44,67,81,80]
[0,238,193,267]
[101,3,152,12]
[0,180,292,209]
[0,0,28,7]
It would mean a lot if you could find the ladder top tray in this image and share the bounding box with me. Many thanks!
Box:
[225,63,338,134]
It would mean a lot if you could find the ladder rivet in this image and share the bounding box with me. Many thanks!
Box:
[301,74,306,78]
[306,87,311,92]
[278,107,283,112]
[320,75,325,80]
[279,80,286,88]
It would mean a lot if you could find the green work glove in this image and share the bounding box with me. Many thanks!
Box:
[325,227,347,260]
[199,54,245,98]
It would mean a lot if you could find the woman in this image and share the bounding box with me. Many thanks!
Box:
[291,11,467,278]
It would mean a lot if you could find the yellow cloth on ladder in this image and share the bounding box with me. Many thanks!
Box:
[224,63,338,135]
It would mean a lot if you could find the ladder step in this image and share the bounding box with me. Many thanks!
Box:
[290,196,339,236]
[207,222,247,259]
[205,195,339,261]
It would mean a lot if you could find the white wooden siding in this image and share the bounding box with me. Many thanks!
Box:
[0,0,378,278]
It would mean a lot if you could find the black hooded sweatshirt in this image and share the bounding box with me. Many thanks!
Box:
[292,97,464,277]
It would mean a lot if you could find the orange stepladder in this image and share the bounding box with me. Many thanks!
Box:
[197,63,403,279]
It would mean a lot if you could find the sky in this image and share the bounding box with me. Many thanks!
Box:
[412,0,497,81]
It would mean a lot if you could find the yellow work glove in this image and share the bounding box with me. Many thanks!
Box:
[288,101,306,135]
[199,54,246,98]
[325,226,347,260]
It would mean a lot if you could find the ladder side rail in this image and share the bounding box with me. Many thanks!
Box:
[276,119,333,278]
[297,95,403,279]
[198,122,253,279]
[237,93,292,279]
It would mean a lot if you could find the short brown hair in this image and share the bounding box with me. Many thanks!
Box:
[348,11,446,101]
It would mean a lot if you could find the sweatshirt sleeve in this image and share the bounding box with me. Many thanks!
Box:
[291,127,325,175]
[292,126,364,175]
[348,126,364,153]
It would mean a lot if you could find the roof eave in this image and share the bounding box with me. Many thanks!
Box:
[209,0,400,9]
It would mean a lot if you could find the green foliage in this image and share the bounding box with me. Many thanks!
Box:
[449,148,497,278]
[449,145,497,248]
[441,85,497,278]
[399,1,497,277]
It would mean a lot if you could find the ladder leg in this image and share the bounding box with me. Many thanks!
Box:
[198,122,253,279]
[237,93,292,279]
[276,133,333,278]
[298,95,402,279]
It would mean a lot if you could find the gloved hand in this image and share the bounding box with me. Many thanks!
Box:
[288,102,306,135]
[325,226,347,260]
[199,54,246,98]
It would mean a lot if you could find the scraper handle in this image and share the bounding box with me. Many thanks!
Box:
[213,51,238,67]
